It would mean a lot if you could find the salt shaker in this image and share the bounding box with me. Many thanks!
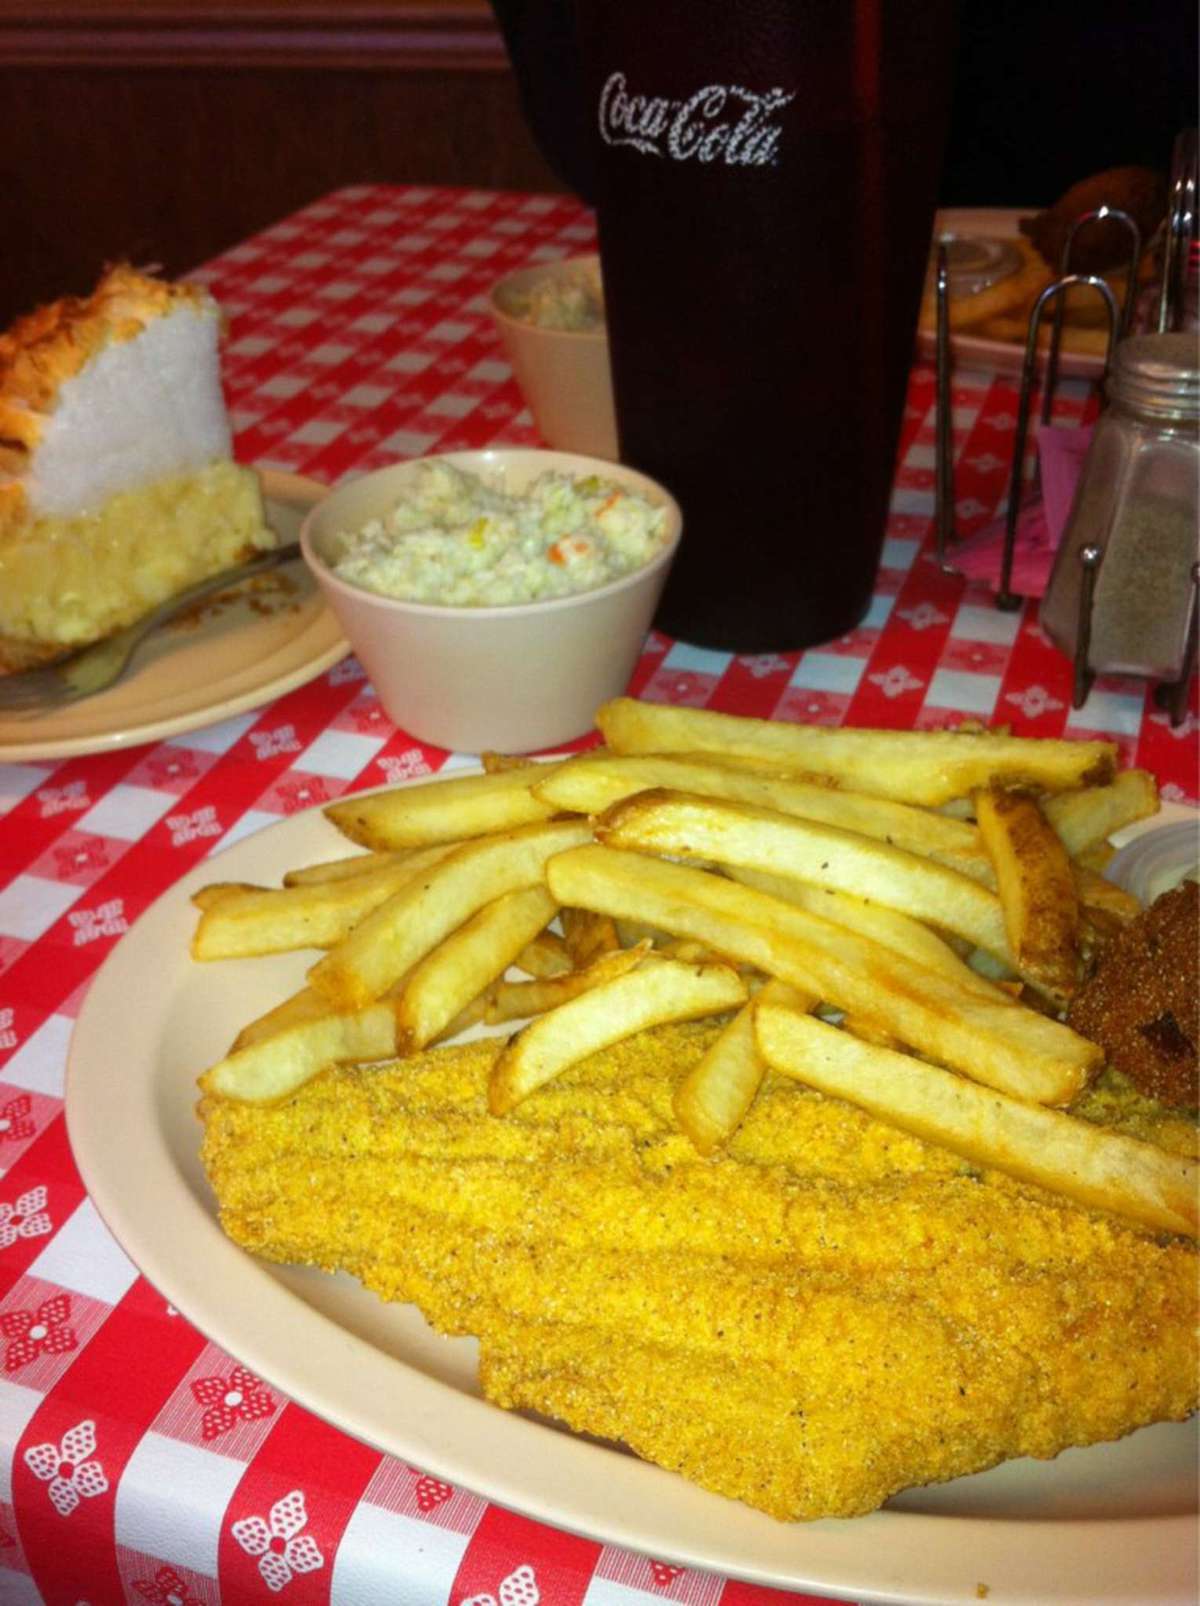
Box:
[1040,332,1199,689]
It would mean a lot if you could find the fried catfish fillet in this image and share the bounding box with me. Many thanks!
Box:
[199,1022,1199,1521]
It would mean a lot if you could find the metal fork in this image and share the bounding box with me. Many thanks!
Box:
[0,541,302,716]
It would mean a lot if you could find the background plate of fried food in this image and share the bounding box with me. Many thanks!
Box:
[66,704,1198,1606]
[916,206,1157,380]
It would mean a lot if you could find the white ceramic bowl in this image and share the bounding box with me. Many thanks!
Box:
[489,256,618,460]
[299,448,682,754]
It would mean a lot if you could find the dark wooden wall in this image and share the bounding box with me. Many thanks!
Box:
[0,1,567,326]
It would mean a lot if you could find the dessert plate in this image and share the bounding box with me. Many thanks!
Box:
[64,785,1199,1606]
[916,209,1108,382]
[0,470,347,763]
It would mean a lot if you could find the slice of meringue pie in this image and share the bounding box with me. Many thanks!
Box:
[0,265,273,674]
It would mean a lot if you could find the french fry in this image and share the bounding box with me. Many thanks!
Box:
[595,699,1116,805]
[657,937,738,966]
[598,789,1021,981]
[430,991,490,1044]
[546,845,1100,1104]
[755,1003,1198,1240]
[561,906,621,968]
[1077,842,1116,872]
[975,788,1080,1004]
[283,849,409,887]
[481,751,536,774]
[513,930,573,979]
[534,750,990,870]
[395,886,558,1052]
[231,985,333,1052]
[674,978,811,1154]
[199,999,399,1104]
[1042,770,1160,858]
[1075,866,1139,924]
[485,941,651,1025]
[488,956,747,1115]
[309,819,591,1010]
[840,1014,904,1050]
[726,865,1004,997]
[191,845,458,961]
[190,882,256,913]
[323,764,563,850]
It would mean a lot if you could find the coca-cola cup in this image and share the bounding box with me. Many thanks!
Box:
[574,0,958,651]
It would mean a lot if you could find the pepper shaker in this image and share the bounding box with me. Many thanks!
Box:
[1040,332,1199,688]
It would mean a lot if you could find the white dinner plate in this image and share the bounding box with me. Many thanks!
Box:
[0,470,348,764]
[64,789,1198,1606]
[916,208,1108,382]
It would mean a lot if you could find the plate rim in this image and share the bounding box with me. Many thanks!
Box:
[0,467,348,764]
[917,206,1107,381]
[64,785,1199,1606]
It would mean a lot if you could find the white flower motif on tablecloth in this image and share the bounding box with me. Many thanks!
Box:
[378,749,432,784]
[167,806,222,848]
[0,1010,16,1053]
[983,411,1017,430]
[409,1468,453,1511]
[37,781,90,818]
[867,665,924,700]
[896,603,948,632]
[2,1292,76,1371]
[250,724,302,762]
[328,657,367,687]
[649,1560,685,1587]
[463,1563,540,1606]
[660,672,712,705]
[272,777,332,814]
[191,1364,276,1439]
[737,653,790,679]
[24,1419,108,1516]
[232,1489,324,1592]
[53,840,111,878]
[964,453,1006,473]
[0,1186,51,1248]
[68,899,128,946]
[147,752,201,788]
[133,1563,203,1605]
[1003,684,1064,721]
[1149,709,1199,740]
[953,498,990,520]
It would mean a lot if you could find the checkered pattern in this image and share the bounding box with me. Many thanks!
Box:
[0,183,1194,1606]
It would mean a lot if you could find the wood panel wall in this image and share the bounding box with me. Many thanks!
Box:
[0,0,566,325]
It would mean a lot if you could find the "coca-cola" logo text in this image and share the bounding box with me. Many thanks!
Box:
[598,72,794,166]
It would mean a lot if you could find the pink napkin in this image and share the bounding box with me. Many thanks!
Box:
[951,425,1094,597]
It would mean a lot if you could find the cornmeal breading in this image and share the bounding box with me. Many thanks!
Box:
[199,1021,1199,1521]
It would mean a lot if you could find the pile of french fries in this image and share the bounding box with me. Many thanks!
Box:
[192,698,1197,1239]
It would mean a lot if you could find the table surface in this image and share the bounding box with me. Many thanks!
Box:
[0,183,1195,1606]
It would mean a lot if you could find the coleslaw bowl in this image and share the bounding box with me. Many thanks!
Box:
[299,448,682,753]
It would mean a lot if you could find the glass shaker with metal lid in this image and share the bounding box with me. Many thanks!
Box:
[1041,331,1199,684]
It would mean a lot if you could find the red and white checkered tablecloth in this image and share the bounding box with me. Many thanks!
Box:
[0,184,1194,1606]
